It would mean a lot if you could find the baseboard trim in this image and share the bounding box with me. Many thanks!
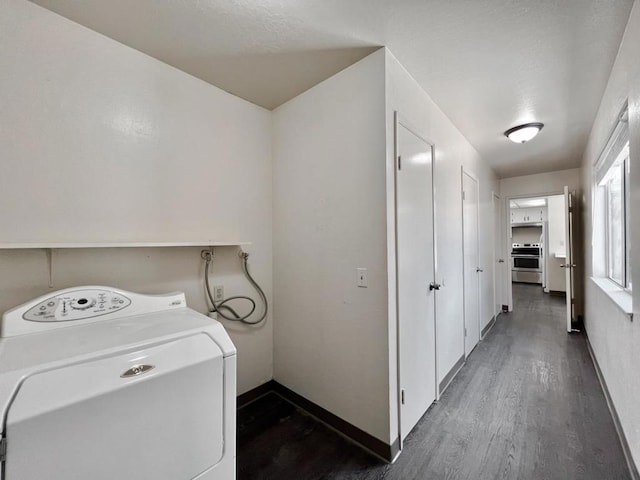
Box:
[481,315,496,338]
[439,354,465,396]
[585,333,639,480]
[237,379,398,462]
[272,381,399,463]
[237,379,277,408]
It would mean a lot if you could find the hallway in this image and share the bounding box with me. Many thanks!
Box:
[238,283,630,479]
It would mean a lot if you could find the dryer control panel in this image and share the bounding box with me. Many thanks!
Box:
[22,289,131,322]
[2,286,187,338]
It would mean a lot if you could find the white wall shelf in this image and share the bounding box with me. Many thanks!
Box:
[0,241,251,288]
[0,241,251,250]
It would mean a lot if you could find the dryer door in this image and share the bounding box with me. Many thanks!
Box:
[4,333,225,480]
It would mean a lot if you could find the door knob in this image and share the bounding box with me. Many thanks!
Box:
[429,282,441,291]
[498,259,505,263]
[476,268,484,273]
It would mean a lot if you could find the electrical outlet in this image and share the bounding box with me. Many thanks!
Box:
[213,285,224,302]
[357,268,368,288]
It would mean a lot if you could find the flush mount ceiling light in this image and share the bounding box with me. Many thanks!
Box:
[504,122,544,143]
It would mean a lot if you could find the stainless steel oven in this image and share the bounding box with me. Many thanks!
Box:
[511,243,542,284]
[513,255,541,270]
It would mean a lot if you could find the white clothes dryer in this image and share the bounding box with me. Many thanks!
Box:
[0,286,236,480]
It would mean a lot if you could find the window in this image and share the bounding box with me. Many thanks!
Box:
[601,145,630,288]
[594,105,631,290]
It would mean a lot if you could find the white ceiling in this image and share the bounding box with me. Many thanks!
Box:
[30,0,634,178]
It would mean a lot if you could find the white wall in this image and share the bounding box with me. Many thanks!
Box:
[384,51,499,397]
[580,2,640,469]
[499,168,581,309]
[0,0,273,395]
[272,48,499,446]
[500,168,582,199]
[1,0,504,449]
[272,50,390,442]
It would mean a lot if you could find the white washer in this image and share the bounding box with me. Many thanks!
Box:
[0,286,236,480]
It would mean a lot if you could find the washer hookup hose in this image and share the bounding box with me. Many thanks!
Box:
[202,249,268,325]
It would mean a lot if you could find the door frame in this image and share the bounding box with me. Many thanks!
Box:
[504,190,565,311]
[393,111,438,448]
[564,186,576,333]
[461,167,481,357]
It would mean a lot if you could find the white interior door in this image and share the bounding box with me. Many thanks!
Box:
[462,170,480,355]
[396,119,436,441]
[493,193,503,318]
[563,186,575,332]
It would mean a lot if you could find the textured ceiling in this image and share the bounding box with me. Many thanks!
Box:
[30,0,634,178]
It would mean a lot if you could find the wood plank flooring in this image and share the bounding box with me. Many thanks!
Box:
[238,283,630,479]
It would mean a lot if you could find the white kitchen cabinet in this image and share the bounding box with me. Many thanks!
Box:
[511,207,547,224]
[511,209,526,224]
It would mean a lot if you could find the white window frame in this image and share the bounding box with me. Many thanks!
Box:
[601,147,630,289]
[593,104,631,294]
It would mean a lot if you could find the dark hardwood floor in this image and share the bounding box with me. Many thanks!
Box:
[238,283,630,479]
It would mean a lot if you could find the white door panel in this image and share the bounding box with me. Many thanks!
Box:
[462,171,480,355]
[493,193,503,318]
[396,120,436,441]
